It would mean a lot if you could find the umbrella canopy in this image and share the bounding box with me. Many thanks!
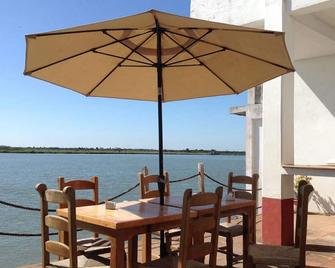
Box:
[24,9,294,101]
[24,9,294,256]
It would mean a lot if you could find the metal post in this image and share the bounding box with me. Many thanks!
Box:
[156,25,165,205]
[156,24,166,257]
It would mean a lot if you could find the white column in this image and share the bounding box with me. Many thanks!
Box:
[262,0,295,245]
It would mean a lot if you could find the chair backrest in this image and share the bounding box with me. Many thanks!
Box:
[58,176,99,238]
[228,172,259,201]
[36,184,77,268]
[178,187,223,268]
[295,180,314,267]
[139,171,170,199]
[58,176,99,208]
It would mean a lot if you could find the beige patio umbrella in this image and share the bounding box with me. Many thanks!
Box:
[24,9,294,255]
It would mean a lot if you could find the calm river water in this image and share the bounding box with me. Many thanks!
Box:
[0,153,245,267]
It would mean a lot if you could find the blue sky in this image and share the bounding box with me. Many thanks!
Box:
[0,0,247,151]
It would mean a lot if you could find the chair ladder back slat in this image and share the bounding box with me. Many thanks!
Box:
[61,179,96,190]
[45,215,69,232]
[75,199,96,207]
[234,191,253,200]
[45,240,70,258]
[45,190,68,205]
[191,216,216,234]
[179,187,223,268]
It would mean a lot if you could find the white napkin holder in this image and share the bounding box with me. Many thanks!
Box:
[105,201,117,210]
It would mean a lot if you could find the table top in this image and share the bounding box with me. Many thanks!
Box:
[57,200,197,230]
[142,195,256,214]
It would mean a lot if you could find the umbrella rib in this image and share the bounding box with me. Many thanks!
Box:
[86,32,155,96]
[103,30,155,65]
[93,51,153,66]
[165,64,202,67]
[25,30,153,75]
[119,64,155,67]
[163,29,212,65]
[163,32,238,94]
[166,48,225,66]
[165,29,295,72]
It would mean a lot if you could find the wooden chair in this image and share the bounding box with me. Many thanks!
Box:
[247,180,314,268]
[139,171,170,199]
[138,187,223,268]
[138,171,170,262]
[217,172,259,267]
[58,176,110,254]
[35,184,109,268]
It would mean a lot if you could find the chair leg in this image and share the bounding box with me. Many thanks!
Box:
[165,233,172,254]
[246,255,255,268]
[226,235,233,268]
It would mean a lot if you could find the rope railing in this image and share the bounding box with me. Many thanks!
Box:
[0,173,199,237]
[0,171,263,237]
[170,173,199,183]
[204,173,262,192]
[0,200,55,212]
[0,231,59,237]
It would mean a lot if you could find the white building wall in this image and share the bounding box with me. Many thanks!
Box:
[191,0,335,214]
[293,55,335,213]
[190,0,264,26]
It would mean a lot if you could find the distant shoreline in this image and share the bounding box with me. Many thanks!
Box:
[0,146,245,156]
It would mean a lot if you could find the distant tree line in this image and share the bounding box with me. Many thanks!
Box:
[0,146,245,155]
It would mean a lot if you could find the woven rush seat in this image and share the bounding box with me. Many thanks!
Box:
[219,224,243,237]
[248,244,299,266]
[46,254,110,268]
[138,255,209,268]
[247,181,314,268]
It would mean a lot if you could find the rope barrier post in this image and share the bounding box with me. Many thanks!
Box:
[198,162,205,192]
[142,166,149,176]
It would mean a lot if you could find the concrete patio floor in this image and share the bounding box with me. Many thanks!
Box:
[20,214,335,268]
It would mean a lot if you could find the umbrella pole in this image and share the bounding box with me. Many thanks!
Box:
[156,25,166,257]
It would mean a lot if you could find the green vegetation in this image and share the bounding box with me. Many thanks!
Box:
[0,146,245,156]
[294,175,312,191]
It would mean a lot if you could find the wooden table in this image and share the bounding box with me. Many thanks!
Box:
[144,196,256,267]
[57,200,197,268]
[57,198,255,268]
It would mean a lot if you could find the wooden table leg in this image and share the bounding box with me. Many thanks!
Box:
[250,206,256,243]
[242,212,249,268]
[141,233,151,263]
[128,236,138,268]
[111,236,125,268]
